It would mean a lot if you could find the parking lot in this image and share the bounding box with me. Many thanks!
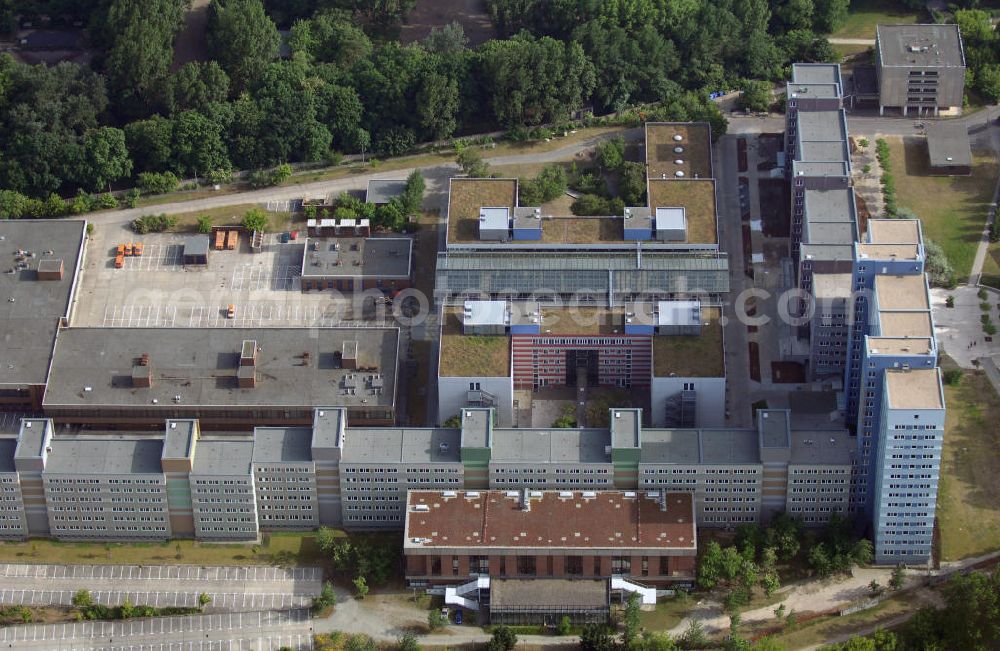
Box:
[74,226,351,327]
[0,588,309,611]
[0,563,322,583]
[58,636,313,651]
[0,608,310,645]
[0,564,322,612]
[68,635,313,651]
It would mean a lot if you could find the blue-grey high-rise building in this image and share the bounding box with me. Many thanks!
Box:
[841,219,942,564]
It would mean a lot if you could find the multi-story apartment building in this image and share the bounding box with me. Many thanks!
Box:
[875,24,965,116]
[873,369,944,564]
[252,427,320,530]
[190,439,258,540]
[0,407,851,541]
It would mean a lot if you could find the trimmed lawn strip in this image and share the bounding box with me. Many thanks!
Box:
[937,367,1000,561]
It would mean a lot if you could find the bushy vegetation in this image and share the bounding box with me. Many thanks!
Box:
[130,213,178,234]
[520,164,568,205]
[923,238,955,288]
[875,139,896,217]
[70,589,204,621]
[0,0,844,205]
[829,567,1000,651]
[955,10,1000,104]
[315,528,398,587]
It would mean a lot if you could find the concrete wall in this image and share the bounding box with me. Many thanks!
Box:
[650,377,726,428]
[437,376,514,427]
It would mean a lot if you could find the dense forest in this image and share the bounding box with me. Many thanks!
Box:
[0,0,849,207]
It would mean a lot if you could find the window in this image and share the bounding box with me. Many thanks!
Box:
[566,556,583,575]
[469,382,481,391]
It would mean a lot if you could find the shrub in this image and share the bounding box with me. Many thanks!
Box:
[946,295,955,308]
[520,164,568,205]
[137,171,179,195]
[858,138,870,149]
[557,615,571,635]
[978,288,988,300]
[196,215,213,234]
[207,168,233,185]
[95,193,118,210]
[924,239,955,287]
[427,608,445,631]
[352,576,369,599]
[130,214,177,234]
[943,369,963,386]
[122,188,141,208]
[570,171,609,197]
[242,208,268,233]
[862,164,871,174]
[312,582,336,614]
[571,194,624,216]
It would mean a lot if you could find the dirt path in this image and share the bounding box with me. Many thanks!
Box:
[172,0,210,71]
[400,0,496,46]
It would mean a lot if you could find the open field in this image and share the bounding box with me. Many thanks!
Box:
[830,0,921,40]
[0,532,328,568]
[887,137,998,281]
[936,367,1000,561]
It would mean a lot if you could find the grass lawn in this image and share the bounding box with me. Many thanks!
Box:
[0,531,330,567]
[638,597,693,631]
[833,43,873,60]
[936,366,1000,561]
[981,242,1000,289]
[159,203,297,233]
[887,137,998,281]
[830,0,921,40]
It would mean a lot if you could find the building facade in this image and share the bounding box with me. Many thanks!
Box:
[875,24,966,116]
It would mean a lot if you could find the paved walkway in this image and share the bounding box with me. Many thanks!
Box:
[931,285,1000,368]
[828,38,875,45]
[968,123,1000,286]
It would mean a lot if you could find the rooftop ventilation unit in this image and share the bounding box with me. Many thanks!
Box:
[672,134,683,142]
[675,171,685,178]
[413,504,430,512]
[673,146,684,154]
[674,159,684,165]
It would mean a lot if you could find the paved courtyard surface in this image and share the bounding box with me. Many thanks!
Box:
[932,285,1000,369]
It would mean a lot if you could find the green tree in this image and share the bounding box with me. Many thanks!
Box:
[138,171,179,195]
[416,68,460,141]
[619,161,646,205]
[172,110,230,178]
[72,589,93,609]
[924,238,954,287]
[622,593,641,649]
[975,63,1000,104]
[487,625,517,651]
[289,10,372,68]
[812,0,849,33]
[556,615,571,635]
[207,0,280,93]
[164,61,231,114]
[739,80,772,112]
[99,0,186,118]
[198,593,212,607]
[78,127,133,192]
[352,576,369,599]
[423,22,468,54]
[242,207,269,232]
[478,32,596,127]
[125,116,174,173]
[596,136,625,172]
[456,147,491,178]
